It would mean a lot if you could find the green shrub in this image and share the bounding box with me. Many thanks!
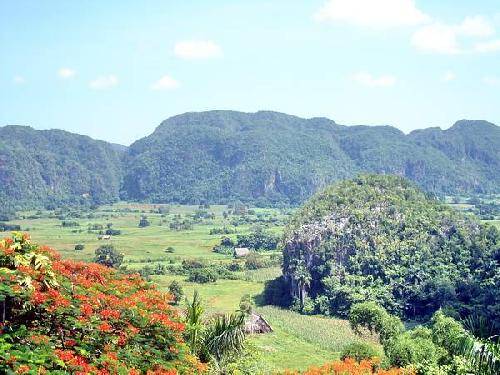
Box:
[168,280,184,305]
[74,244,84,251]
[138,216,150,227]
[349,302,404,344]
[94,244,123,268]
[188,268,218,283]
[340,342,382,362]
[385,330,445,368]
[245,252,266,270]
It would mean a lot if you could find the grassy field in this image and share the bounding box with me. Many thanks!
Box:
[2,203,364,370]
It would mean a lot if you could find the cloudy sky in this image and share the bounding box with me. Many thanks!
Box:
[2,0,500,145]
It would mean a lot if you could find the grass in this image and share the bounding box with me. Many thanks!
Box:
[6,204,288,262]
[152,274,264,314]
[248,306,380,371]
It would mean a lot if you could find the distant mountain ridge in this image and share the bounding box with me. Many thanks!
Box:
[1,111,499,212]
[121,111,500,204]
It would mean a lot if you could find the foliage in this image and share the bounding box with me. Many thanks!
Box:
[244,252,267,270]
[282,358,412,374]
[0,125,124,211]
[121,111,500,206]
[0,233,203,374]
[200,313,246,364]
[280,175,500,326]
[340,342,382,362]
[236,227,279,251]
[168,280,183,305]
[184,291,204,356]
[239,294,254,316]
[188,268,218,284]
[94,244,124,269]
[139,216,151,228]
[349,302,483,374]
[349,302,404,345]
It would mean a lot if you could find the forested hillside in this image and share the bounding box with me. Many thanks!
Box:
[122,111,500,204]
[273,175,499,330]
[0,126,124,217]
[1,111,499,212]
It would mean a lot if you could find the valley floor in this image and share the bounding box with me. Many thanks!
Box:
[3,202,498,371]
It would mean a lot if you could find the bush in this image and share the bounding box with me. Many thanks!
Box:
[168,280,184,305]
[105,228,121,236]
[349,302,404,345]
[188,268,218,283]
[94,244,124,269]
[74,244,84,251]
[245,252,266,270]
[227,262,243,272]
[138,216,150,228]
[262,276,292,307]
[0,233,201,373]
[165,246,175,253]
[340,342,382,362]
[385,330,445,368]
[236,227,278,251]
[0,223,21,231]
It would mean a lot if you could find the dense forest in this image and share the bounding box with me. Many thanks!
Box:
[267,175,499,332]
[122,111,500,204]
[1,111,499,213]
[0,126,124,217]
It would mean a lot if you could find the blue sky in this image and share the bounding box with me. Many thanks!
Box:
[2,0,500,145]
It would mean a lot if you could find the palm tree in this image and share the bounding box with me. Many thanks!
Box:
[458,315,500,375]
[201,312,246,372]
[294,264,311,308]
[185,291,204,354]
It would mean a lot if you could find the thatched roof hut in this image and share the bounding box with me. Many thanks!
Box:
[244,313,272,334]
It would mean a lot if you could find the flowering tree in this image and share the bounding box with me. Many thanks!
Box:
[0,233,205,374]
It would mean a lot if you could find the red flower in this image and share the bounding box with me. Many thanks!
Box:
[99,322,113,333]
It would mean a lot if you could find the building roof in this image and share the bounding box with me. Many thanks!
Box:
[234,247,250,257]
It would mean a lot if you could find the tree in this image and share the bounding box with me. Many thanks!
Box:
[168,280,183,305]
[239,294,254,316]
[93,244,123,268]
[201,313,246,368]
[185,291,204,355]
[138,216,150,228]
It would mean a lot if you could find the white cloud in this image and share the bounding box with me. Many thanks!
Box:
[412,16,497,54]
[89,75,118,90]
[412,23,461,54]
[13,76,26,84]
[58,68,76,79]
[174,40,222,60]
[456,16,494,37]
[314,0,430,29]
[151,75,179,90]
[353,72,396,87]
[475,39,500,53]
[442,71,456,82]
[483,76,500,85]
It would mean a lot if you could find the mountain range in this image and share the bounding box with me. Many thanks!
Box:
[1,110,499,213]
